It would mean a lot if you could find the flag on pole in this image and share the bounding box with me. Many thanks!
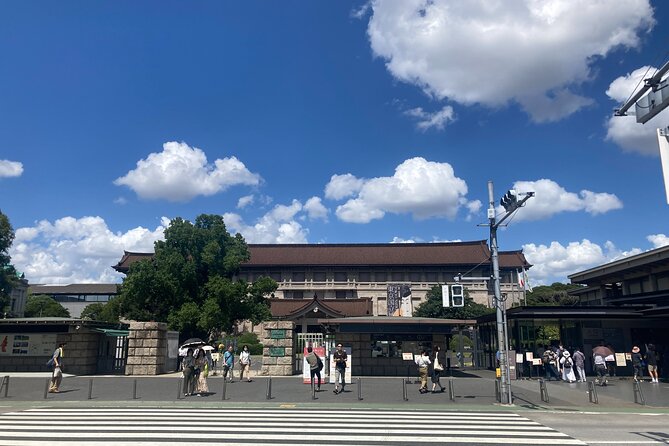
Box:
[522,268,533,292]
[517,269,525,289]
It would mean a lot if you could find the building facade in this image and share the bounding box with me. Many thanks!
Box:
[29,284,119,318]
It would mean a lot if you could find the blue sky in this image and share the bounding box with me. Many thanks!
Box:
[1,0,668,286]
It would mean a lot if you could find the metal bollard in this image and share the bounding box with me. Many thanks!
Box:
[448,379,455,402]
[43,378,50,399]
[357,378,363,401]
[177,379,182,400]
[221,378,228,401]
[402,378,408,401]
[633,381,646,405]
[88,379,93,400]
[1,376,9,398]
[266,377,272,400]
[587,381,598,404]
[494,379,501,403]
[539,379,549,403]
[132,379,138,400]
[311,381,316,400]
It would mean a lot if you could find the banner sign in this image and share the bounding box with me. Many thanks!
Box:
[387,284,413,317]
[0,333,58,356]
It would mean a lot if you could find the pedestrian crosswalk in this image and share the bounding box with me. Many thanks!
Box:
[0,407,585,445]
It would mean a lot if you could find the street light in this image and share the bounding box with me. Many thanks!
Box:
[487,181,534,405]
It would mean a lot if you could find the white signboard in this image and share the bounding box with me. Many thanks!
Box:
[0,333,58,356]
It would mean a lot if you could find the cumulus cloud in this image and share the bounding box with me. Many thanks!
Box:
[0,160,23,178]
[605,66,668,156]
[114,141,261,202]
[10,216,168,284]
[324,173,366,200]
[648,233,669,248]
[224,200,312,244]
[404,105,456,131]
[237,195,255,209]
[523,239,641,284]
[505,179,622,221]
[303,197,329,221]
[367,0,654,122]
[329,157,476,223]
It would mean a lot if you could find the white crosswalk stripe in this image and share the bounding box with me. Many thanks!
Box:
[0,408,586,445]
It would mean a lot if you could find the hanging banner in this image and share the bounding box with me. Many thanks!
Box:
[387,284,413,317]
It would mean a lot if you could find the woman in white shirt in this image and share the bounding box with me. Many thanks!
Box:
[239,345,252,382]
[431,345,446,393]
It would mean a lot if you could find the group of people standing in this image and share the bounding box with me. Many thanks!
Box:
[540,345,586,383]
[181,347,212,396]
[415,345,447,394]
[631,344,660,383]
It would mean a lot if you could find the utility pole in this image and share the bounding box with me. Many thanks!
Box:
[487,181,534,405]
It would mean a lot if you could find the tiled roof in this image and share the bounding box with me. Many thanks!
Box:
[112,242,530,272]
[29,284,120,295]
[270,297,373,318]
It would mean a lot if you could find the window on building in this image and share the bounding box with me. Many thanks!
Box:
[375,272,387,282]
[269,271,282,281]
[425,272,438,282]
[288,291,304,299]
[409,272,421,282]
[334,272,348,282]
[391,272,404,281]
[292,272,305,282]
[312,271,326,281]
[335,291,347,299]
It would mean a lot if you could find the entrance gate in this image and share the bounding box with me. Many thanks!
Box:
[295,333,333,373]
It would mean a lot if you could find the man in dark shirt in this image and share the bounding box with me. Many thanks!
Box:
[333,343,347,394]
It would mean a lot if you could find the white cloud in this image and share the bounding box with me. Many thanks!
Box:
[367,0,654,122]
[224,200,311,244]
[332,157,477,223]
[647,233,669,248]
[605,66,668,156]
[114,141,261,202]
[113,197,128,205]
[0,160,23,178]
[10,216,167,284]
[391,237,418,243]
[505,179,622,221]
[324,174,366,200]
[404,105,456,131]
[237,195,255,209]
[303,197,329,221]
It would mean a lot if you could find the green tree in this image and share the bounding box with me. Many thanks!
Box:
[0,211,17,314]
[414,285,494,319]
[525,283,582,306]
[118,214,276,341]
[80,299,121,323]
[24,296,70,318]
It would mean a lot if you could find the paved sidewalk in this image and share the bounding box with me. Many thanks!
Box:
[0,369,667,412]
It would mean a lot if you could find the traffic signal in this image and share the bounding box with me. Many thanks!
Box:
[451,284,464,307]
[441,284,450,307]
[500,189,518,212]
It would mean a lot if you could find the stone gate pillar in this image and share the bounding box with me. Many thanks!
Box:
[125,321,168,375]
[261,321,294,376]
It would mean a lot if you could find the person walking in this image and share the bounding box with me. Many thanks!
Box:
[415,349,431,394]
[573,348,586,382]
[430,346,446,393]
[194,349,209,395]
[239,345,252,382]
[560,350,576,383]
[332,343,347,394]
[593,353,608,386]
[646,344,659,383]
[182,348,196,396]
[48,343,65,393]
[305,346,323,392]
[631,346,643,382]
[223,345,234,383]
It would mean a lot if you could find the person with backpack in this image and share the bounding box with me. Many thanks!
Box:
[543,349,560,381]
[560,350,576,383]
[47,343,65,393]
[305,346,323,392]
[631,346,643,382]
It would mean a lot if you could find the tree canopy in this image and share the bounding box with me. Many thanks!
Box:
[0,211,17,314]
[80,299,122,323]
[414,285,494,319]
[117,214,277,340]
[24,296,71,318]
[524,283,582,306]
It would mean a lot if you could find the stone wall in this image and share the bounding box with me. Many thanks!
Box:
[260,320,294,376]
[125,321,168,375]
